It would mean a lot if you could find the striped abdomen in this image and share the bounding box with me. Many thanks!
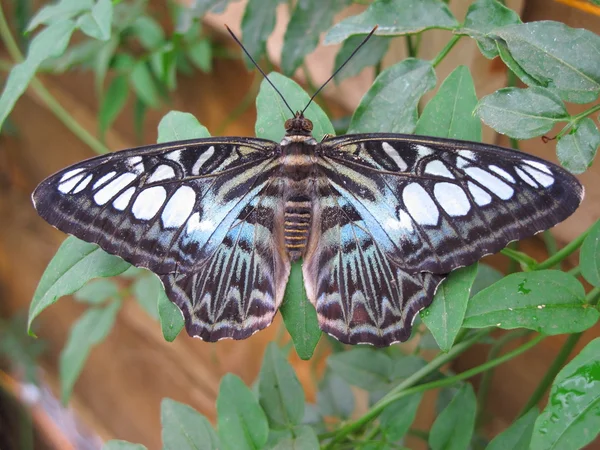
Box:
[284,195,311,260]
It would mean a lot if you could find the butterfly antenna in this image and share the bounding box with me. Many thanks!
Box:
[225,25,296,117]
[301,25,378,115]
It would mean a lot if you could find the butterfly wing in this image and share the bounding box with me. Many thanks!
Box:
[33,137,290,341]
[303,134,583,345]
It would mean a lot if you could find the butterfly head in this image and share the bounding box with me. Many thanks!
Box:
[285,112,313,137]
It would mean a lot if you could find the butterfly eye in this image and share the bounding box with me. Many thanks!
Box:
[284,119,293,130]
[303,118,313,132]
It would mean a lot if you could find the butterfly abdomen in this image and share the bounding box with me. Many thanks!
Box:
[284,194,311,260]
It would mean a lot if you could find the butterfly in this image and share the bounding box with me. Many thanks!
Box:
[31,29,583,347]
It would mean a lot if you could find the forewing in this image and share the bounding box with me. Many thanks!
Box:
[318,134,583,274]
[303,177,444,346]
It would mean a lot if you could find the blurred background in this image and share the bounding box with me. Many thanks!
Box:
[0,0,599,449]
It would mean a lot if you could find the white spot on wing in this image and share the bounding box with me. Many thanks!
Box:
[72,173,93,194]
[522,165,554,187]
[165,150,181,162]
[132,186,167,220]
[425,160,454,179]
[467,181,492,206]
[162,186,196,228]
[148,165,175,183]
[94,173,137,205]
[113,186,136,210]
[59,168,84,182]
[186,212,214,234]
[434,182,471,216]
[415,144,433,158]
[489,165,516,183]
[192,146,215,175]
[465,167,514,200]
[403,183,439,226]
[128,156,142,165]
[58,173,84,193]
[523,159,552,174]
[382,142,408,171]
[515,167,537,187]
[385,209,414,232]
[93,171,116,189]
[458,149,477,161]
[456,156,470,169]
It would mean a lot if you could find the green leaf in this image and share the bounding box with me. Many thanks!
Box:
[324,0,458,44]
[581,220,600,287]
[471,263,503,297]
[94,36,119,95]
[133,96,147,141]
[130,16,165,50]
[349,59,436,134]
[240,0,279,68]
[487,407,538,450]
[158,287,184,342]
[27,0,92,31]
[476,87,569,139]
[463,270,599,334]
[281,0,349,75]
[132,274,162,320]
[380,392,423,442]
[40,39,105,72]
[557,118,600,174]
[255,72,334,142]
[456,0,521,59]
[280,261,321,360]
[161,398,220,450]
[74,278,119,304]
[0,20,76,130]
[157,111,211,143]
[493,22,600,103]
[77,0,113,41]
[271,425,319,450]
[99,74,128,139]
[317,371,355,419]
[259,343,305,429]
[187,39,212,72]
[129,61,160,108]
[429,383,476,450]
[415,65,481,141]
[102,440,147,450]
[28,237,130,332]
[421,264,478,352]
[334,35,390,83]
[327,348,393,391]
[531,338,600,450]
[60,300,121,403]
[217,374,269,450]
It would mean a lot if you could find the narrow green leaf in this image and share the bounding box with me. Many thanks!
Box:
[240,0,279,68]
[333,35,390,83]
[259,343,305,429]
[429,383,476,450]
[271,426,319,450]
[161,398,220,450]
[158,287,184,342]
[421,264,478,352]
[581,219,600,287]
[187,39,212,72]
[157,111,210,143]
[102,441,147,450]
[456,0,521,59]
[0,20,76,130]
[40,39,105,73]
[28,237,130,332]
[132,274,162,320]
[324,0,458,44]
[463,270,599,334]
[531,338,600,450]
[327,348,393,391]
[476,87,569,139]
[130,16,165,50]
[281,0,349,76]
[94,36,119,95]
[349,59,436,134]
[74,278,119,304]
[27,0,92,31]
[493,22,600,103]
[557,118,600,174]
[99,75,128,139]
[317,371,355,419]
[77,0,113,41]
[280,261,321,360]
[415,65,481,141]
[380,392,423,442]
[487,407,538,450]
[60,300,121,403]
[255,72,334,142]
[129,61,160,108]
[217,374,269,450]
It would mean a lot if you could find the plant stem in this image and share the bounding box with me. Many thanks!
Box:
[542,230,560,270]
[518,332,581,416]
[501,247,537,269]
[405,35,416,58]
[556,103,600,140]
[0,3,109,155]
[431,35,461,68]
[324,333,544,448]
[534,227,590,270]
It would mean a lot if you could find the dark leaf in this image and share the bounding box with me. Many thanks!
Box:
[487,407,538,450]
[334,35,390,83]
[429,383,476,450]
[557,118,600,174]
[581,220,600,287]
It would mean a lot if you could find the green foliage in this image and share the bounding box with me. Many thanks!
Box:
[6,0,600,448]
